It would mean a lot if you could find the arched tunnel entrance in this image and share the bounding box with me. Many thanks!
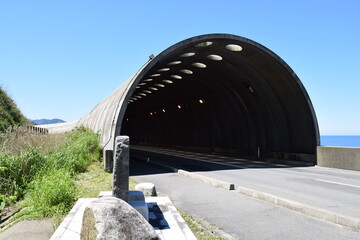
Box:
[120,34,319,164]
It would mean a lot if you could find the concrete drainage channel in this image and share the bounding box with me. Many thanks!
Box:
[135,157,360,233]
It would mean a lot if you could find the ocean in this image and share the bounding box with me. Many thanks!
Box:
[320,135,360,147]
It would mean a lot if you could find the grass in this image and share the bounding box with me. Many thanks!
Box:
[179,210,228,240]
[75,161,138,198]
[0,127,102,227]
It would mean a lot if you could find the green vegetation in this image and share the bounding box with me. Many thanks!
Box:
[0,87,29,132]
[75,161,137,198]
[179,210,228,240]
[0,127,101,226]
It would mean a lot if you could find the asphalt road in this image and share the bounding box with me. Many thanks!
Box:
[131,146,360,219]
[130,147,360,240]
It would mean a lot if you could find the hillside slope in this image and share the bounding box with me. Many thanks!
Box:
[0,87,29,131]
[31,118,65,125]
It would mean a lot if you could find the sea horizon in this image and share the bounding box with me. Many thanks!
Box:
[320,135,360,147]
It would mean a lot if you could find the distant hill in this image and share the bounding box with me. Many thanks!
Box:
[31,118,65,125]
[0,87,29,132]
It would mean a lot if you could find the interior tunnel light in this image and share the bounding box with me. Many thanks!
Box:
[150,112,153,116]
[162,109,166,113]
[171,75,182,79]
[180,69,193,74]
[192,62,207,68]
[143,90,152,94]
[149,87,158,91]
[199,99,205,104]
[226,44,243,52]
[162,80,173,84]
[179,52,195,57]
[168,61,181,65]
[195,41,213,47]
[247,85,255,94]
[177,105,182,109]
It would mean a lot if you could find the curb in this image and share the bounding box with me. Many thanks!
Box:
[178,170,235,191]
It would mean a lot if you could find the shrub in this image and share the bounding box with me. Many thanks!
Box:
[45,127,101,173]
[26,168,75,217]
[0,148,45,199]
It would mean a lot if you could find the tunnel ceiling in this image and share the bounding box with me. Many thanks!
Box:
[120,34,319,162]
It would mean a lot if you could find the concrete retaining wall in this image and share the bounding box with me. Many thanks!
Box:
[317,146,360,171]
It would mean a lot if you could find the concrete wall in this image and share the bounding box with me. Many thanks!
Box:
[39,121,79,134]
[317,146,360,171]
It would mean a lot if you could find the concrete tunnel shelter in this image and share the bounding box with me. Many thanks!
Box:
[74,34,320,165]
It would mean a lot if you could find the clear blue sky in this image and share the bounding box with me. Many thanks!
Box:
[0,1,359,135]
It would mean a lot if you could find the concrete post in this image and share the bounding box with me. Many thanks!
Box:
[103,149,114,172]
[112,136,129,202]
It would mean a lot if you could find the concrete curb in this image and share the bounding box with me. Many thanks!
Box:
[235,185,360,232]
[178,170,235,191]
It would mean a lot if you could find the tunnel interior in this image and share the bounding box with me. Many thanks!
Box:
[120,35,319,163]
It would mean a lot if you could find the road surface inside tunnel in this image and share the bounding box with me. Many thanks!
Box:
[129,146,360,239]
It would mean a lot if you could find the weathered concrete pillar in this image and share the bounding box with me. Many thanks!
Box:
[112,136,129,202]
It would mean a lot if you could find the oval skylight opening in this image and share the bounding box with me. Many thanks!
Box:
[171,75,182,79]
[157,68,170,72]
[143,78,153,82]
[150,73,161,77]
[155,84,165,88]
[207,54,223,61]
[149,87,158,91]
[179,52,195,57]
[195,41,213,47]
[192,62,207,68]
[180,69,193,74]
[162,80,173,84]
[226,44,243,51]
[143,90,152,94]
[168,61,181,65]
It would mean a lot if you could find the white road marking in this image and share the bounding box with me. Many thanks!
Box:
[314,179,360,189]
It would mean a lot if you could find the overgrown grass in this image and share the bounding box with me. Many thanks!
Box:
[0,127,101,224]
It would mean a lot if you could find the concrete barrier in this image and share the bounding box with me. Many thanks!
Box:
[317,146,360,171]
